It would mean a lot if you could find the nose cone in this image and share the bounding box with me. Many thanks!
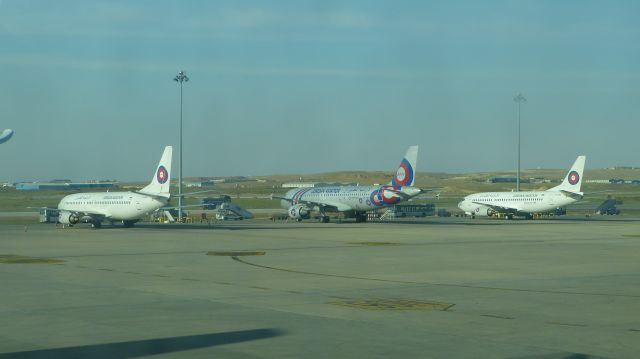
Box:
[457,200,468,211]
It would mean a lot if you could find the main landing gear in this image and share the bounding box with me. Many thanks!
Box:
[122,220,137,228]
[355,213,368,223]
[318,213,330,223]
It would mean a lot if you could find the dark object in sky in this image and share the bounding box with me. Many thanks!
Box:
[0,129,14,144]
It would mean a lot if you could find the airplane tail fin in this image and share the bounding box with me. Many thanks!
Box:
[391,145,419,187]
[139,146,173,198]
[550,155,586,194]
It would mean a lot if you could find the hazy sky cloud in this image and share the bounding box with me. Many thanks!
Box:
[1,0,639,182]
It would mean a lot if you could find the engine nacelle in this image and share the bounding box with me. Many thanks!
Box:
[58,211,79,225]
[288,204,310,220]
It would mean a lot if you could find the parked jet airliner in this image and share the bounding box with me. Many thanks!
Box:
[275,146,425,222]
[57,146,172,228]
[458,155,586,219]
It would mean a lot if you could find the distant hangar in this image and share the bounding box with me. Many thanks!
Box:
[16,182,116,190]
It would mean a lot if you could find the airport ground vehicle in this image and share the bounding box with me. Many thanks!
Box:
[384,204,435,218]
[437,208,452,217]
[595,198,621,215]
[39,207,59,223]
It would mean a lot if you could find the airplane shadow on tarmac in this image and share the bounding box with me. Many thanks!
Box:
[0,329,284,359]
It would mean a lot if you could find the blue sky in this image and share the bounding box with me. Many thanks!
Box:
[1,0,639,182]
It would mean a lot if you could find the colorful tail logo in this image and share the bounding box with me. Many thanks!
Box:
[550,155,586,194]
[139,146,173,198]
[157,165,169,184]
[568,170,579,185]
[391,145,418,187]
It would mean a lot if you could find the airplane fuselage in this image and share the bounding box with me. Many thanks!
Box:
[458,190,579,217]
[58,191,168,221]
[281,185,422,213]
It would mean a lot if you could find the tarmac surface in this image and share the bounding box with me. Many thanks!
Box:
[0,217,639,358]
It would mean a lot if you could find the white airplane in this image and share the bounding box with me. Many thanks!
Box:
[57,146,172,228]
[0,129,14,144]
[275,146,425,223]
[458,155,586,219]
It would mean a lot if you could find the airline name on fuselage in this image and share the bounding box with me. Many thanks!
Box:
[472,193,544,198]
[103,195,125,199]
[310,188,342,194]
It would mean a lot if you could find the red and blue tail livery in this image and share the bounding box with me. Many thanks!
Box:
[391,145,418,187]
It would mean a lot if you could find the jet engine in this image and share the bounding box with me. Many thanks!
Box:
[288,204,310,221]
[58,211,79,225]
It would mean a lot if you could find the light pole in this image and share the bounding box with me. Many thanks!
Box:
[513,93,526,192]
[174,71,189,222]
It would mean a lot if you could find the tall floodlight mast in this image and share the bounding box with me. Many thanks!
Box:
[513,93,526,192]
[173,71,189,222]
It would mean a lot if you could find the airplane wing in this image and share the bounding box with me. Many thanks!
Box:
[172,190,216,197]
[471,201,520,214]
[50,208,111,223]
[322,202,352,212]
[33,206,111,219]
[559,190,584,200]
[582,190,610,196]
[160,204,213,210]
[419,188,442,193]
[382,188,414,199]
[75,209,110,219]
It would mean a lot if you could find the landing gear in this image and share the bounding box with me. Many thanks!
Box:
[319,215,330,223]
[355,213,368,223]
[91,221,102,229]
[122,220,137,228]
